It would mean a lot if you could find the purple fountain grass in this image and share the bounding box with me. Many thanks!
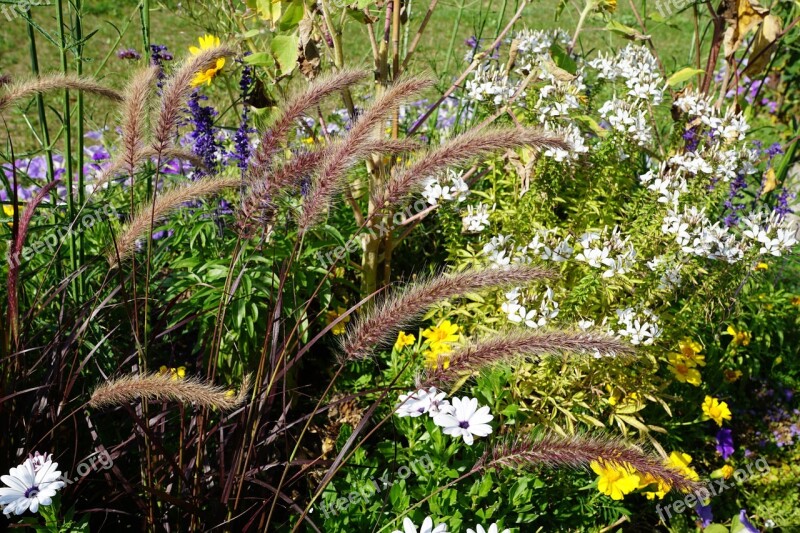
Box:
[481,432,703,494]
[120,66,159,177]
[90,372,250,411]
[340,265,554,361]
[297,76,433,231]
[377,127,571,208]
[152,45,234,154]
[422,330,634,385]
[93,147,204,192]
[250,68,367,172]
[107,175,240,265]
[0,73,123,113]
[5,180,60,344]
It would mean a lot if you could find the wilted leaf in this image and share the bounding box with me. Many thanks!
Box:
[745,14,782,76]
[297,17,320,80]
[723,0,769,58]
[760,167,778,196]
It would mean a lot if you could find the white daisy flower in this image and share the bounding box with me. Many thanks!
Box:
[0,454,65,515]
[467,524,511,533]
[433,397,493,445]
[392,516,448,533]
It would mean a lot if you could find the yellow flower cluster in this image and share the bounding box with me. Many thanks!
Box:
[421,320,460,370]
[592,451,699,501]
[158,365,187,380]
[667,339,704,386]
[393,331,416,351]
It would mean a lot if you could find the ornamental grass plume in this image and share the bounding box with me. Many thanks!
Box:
[89,372,250,411]
[120,66,159,176]
[423,329,634,385]
[341,265,554,360]
[152,44,234,152]
[0,73,123,113]
[93,147,204,192]
[376,127,571,208]
[107,176,240,264]
[482,433,703,494]
[297,76,434,231]
[250,68,367,172]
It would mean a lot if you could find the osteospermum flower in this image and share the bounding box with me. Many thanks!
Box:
[590,459,640,500]
[702,396,732,426]
[467,524,510,533]
[0,455,65,515]
[189,34,225,86]
[391,516,447,533]
[667,353,702,386]
[433,396,493,445]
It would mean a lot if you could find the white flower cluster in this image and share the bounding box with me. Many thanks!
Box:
[598,98,653,146]
[395,388,494,446]
[574,227,637,278]
[542,122,589,162]
[0,452,65,516]
[465,64,519,106]
[391,517,510,533]
[589,44,665,105]
[462,202,492,233]
[502,287,560,329]
[515,28,571,58]
[614,307,662,346]
[646,255,684,290]
[421,169,470,206]
[482,230,576,268]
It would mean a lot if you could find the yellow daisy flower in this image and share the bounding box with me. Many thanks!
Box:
[678,339,706,366]
[423,343,451,370]
[189,34,225,86]
[394,331,416,351]
[667,353,702,386]
[421,320,459,349]
[590,459,640,500]
[723,369,743,383]
[667,451,700,482]
[702,396,732,426]
[725,325,751,347]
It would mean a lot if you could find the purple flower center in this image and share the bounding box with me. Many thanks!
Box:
[24,485,39,498]
[458,420,470,429]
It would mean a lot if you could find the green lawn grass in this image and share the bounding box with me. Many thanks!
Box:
[0,0,710,152]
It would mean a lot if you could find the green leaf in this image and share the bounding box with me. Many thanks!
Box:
[244,52,275,67]
[605,20,648,40]
[667,67,705,87]
[271,34,299,75]
[704,525,730,533]
[279,0,305,31]
[549,43,577,74]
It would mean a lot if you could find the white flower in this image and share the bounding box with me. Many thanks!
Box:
[433,397,493,445]
[0,455,65,515]
[467,524,510,533]
[463,203,491,233]
[577,319,595,330]
[395,387,453,418]
[392,516,448,533]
